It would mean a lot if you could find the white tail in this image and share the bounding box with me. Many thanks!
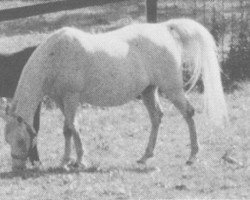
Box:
[165,18,228,126]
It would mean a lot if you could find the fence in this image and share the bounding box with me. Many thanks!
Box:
[0,0,158,22]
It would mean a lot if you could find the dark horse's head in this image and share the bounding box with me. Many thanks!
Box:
[0,46,37,98]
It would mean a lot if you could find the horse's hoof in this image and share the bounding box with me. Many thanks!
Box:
[137,159,144,164]
[137,157,147,165]
[186,160,193,165]
[137,152,153,164]
[186,157,197,165]
[137,154,152,165]
[60,158,75,171]
[60,164,71,172]
[67,159,90,170]
[77,160,91,169]
[68,161,81,168]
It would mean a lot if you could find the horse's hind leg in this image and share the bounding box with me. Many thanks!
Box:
[137,85,163,164]
[167,91,199,165]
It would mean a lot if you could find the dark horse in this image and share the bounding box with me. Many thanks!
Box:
[0,46,41,165]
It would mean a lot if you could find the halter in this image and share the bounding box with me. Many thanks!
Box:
[10,116,37,161]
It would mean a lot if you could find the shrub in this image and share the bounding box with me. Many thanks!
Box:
[221,15,250,93]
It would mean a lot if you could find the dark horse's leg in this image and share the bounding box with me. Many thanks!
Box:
[28,103,42,165]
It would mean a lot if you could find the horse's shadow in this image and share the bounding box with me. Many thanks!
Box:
[0,164,158,180]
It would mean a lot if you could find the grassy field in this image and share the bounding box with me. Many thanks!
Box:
[0,84,249,199]
[0,0,249,199]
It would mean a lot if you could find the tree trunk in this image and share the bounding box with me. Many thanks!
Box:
[146,0,157,23]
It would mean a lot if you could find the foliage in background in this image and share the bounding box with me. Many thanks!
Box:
[184,0,250,92]
[222,28,250,85]
[220,0,250,90]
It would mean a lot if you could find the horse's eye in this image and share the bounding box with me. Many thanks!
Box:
[17,139,26,148]
[17,116,23,123]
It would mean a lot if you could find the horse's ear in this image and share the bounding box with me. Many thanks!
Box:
[5,101,17,116]
[2,101,18,122]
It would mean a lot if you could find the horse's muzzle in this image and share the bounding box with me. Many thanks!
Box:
[11,153,28,160]
[11,153,27,171]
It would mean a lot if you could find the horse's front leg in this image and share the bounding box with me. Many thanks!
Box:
[29,103,42,166]
[61,122,73,167]
[137,86,163,164]
[62,122,88,169]
[61,93,87,169]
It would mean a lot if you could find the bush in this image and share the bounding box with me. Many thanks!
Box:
[221,15,250,93]
[222,31,250,82]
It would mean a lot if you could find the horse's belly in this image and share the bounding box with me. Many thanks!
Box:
[81,90,137,107]
[80,68,149,106]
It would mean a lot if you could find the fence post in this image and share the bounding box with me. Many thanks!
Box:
[146,0,157,23]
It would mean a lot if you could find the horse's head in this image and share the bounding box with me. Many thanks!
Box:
[3,105,37,171]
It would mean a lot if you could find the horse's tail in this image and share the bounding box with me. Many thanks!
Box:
[165,18,228,126]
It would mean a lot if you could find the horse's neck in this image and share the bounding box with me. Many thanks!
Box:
[13,62,44,126]
[13,80,43,126]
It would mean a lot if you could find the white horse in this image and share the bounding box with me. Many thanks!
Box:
[3,18,228,171]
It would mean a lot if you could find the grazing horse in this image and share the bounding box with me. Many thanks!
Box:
[3,18,228,171]
[0,46,41,165]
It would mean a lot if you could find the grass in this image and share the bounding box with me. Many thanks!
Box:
[0,0,249,199]
[0,85,249,199]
